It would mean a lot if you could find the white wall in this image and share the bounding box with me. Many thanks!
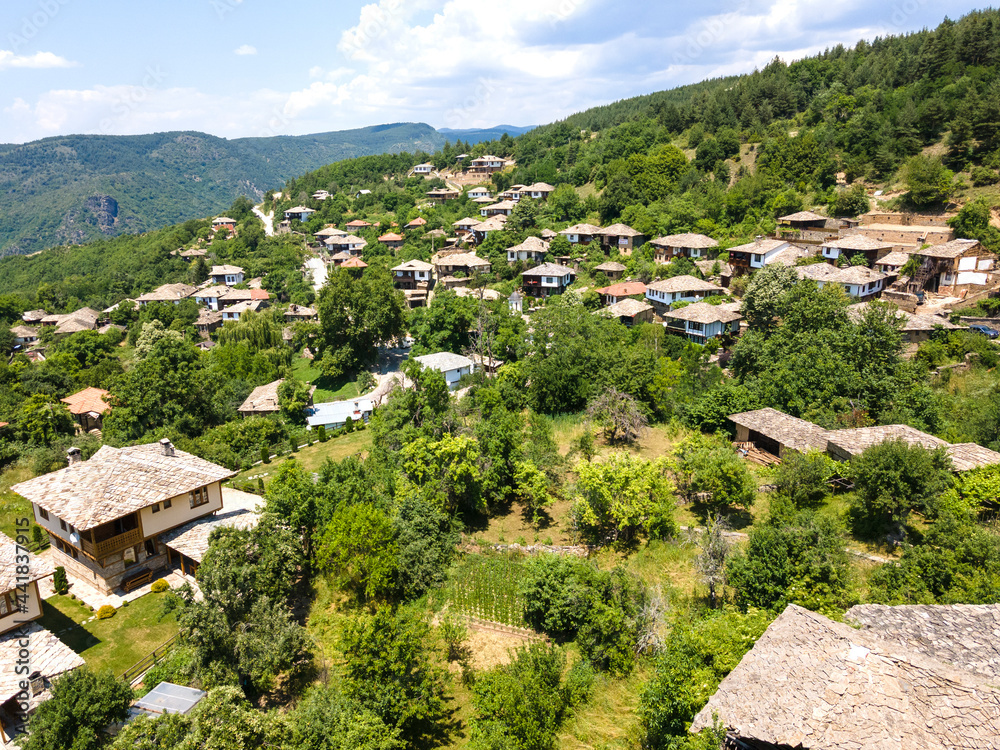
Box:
[0,581,42,635]
[140,482,223,537]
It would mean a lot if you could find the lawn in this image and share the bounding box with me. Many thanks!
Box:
[236,429,373,486]
[38,592,178,677]
[291,356,362,403]
[0,464,40,542]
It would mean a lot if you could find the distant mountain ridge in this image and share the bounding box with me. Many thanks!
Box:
[438,125,535,141]
[0,121,515,257]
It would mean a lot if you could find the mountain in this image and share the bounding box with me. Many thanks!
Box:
[437,125,536,141]
[0,123,446,257]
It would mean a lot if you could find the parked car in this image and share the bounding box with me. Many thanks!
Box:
[968,324,999,339]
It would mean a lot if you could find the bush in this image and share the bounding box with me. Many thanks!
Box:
[318,425,328,442]
[773,450,835,509]
[261,446,270,464]
[151,579,169,593]
[675,433,756,510]
[97,604,117,620]
[970,166,999,187]
[53,566,68,595]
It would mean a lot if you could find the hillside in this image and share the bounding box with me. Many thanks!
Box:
[0,123,446,257]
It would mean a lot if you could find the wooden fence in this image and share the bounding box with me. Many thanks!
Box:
[122,634,179,685]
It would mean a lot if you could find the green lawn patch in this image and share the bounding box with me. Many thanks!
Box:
[0,465,41,542]
[291,356,361,403]
[38,592,178,677]
[237,429,373,486]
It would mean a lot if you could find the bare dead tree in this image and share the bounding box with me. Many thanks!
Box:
[695,514,733,608]
[586,387,648,444]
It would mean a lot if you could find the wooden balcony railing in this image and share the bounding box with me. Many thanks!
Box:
[82,527,142,559]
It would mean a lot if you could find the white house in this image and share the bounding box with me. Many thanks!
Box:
[209,265,244,286]
[414,352,475,390]
[727,238,795,271]
[558,223,603,246]
[796,264,886,300]
[467,187,492,201]
[523,182,555,200]
[507,236,549,264]
[306,398,374,430]
[413,163,434,175]
[662,302,742,342]
[645,275,726,312]
[284,206,316,222]
[521,262,575,298]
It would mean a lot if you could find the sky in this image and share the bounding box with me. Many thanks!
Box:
[0,0,987,144]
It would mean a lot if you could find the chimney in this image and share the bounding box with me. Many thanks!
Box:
[159,438,175,457]
[67,447,82,466]
[754,235,764,242]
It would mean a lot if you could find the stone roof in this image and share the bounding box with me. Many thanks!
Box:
[650,232,719,249]
[60,387,111,416]
[414,352,474,373]
[392,259,434,272]
[691,603,1000,748]
[0,531,54,593]
[646,275,724,294]
[453,287,502,301]
[196,284,231,299]
[179,248,208,257]
[795,263,842,282]
[222,300,266,316]
[595,281,647,297]
[728,407,830,453]
[522,262,575,277]
[196,309,223,326]
[847,302,961,332]
[453,217,480,227]
[769,245,813,266]
[508,236,549,256]
[161,487,262,563]
[325,234,367,247]
[728,238,789,255]
[825,424,948,458]
[523,182,555,192]
[877,250,912,267]
[694,259,733,277]
[285,205,314,214]
[945,443,1000,472]
[601,298,653,318]
[918,238,981,259]
[599,223,642,237]
[209,265,243,276]
[823,235,894,251]
[484,199,516,210]
[41,308,101,335]
[664,301,742,325]
[434,252,491,269]
[540,229,558,239]
[136,284,197,304]
[11,325,39,338]
[834,265,885,285]
[559,223,603,236]
[11,442,237,531]
[314,226,347,237]
[238,379,284,414]
[779,210,828,222]
[0,622,84,704]
[594,261,627,273]
[284,304,317,318]
[22,309,48,323]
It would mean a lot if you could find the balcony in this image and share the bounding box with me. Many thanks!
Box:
[80,514,143,559]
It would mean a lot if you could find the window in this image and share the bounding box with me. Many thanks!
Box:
[151,503,160,514]
[689,322,704,333]
[59,519,67,532]
[163,499,171,510]
[38,507,48,521]
[0,591,18,617]
[190,486,210,509]
[145,538,158,557]
[123,546,138,567]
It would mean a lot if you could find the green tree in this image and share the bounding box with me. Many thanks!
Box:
[740,263,799,332]
[278,378,313,423]
[675,433,756,511]
[17,394,75,446]
[774,450,835,509]
[409,290,475,355]
[317,502,399,601]
[902,155,955,207]
[287,685,405,750]
[24,668,133,750]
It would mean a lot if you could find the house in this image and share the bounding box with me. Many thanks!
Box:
[874,250,911,275]
[777,209,830,233]
[209,265,244,286]
[595,281,647,305]
[378,232,404,250]
[21,310,48,325]
[219,288,270,307]
[507,236,549,264]
[221,299,267,322]
[470,354,504,377]
[794,263,886,300]
[341,257,368,272]
[645,275,725,312]
[820,235,893,266]
[662,301,742,342]
[692,602,1000,749]
[847,302,961,345]
[178,248,207,262]
[650,233,719,263]
[314,226,347,241]
[160,486,261,579]
[325,234,367,255]
[521,262,576,298]
[558,223,603,246]
[38,308,102,336]
[426,187,461,202]
[597,223,646,257]
[599,298,654,327]
[467,155,505,174]
[522,182,555,200]
[413,162,434,174]
[284,304,317,322]
[843,211,955,251]
[727,238,799,274]
[404,217,427,231]
[728,407,832,458]
[904,238,995,295]
[593,261,627,281]
[306,398,375,430]
[825,424,951,462]
[693,259,733,280]
[453,217,481,233]
[481,199,516,217]
[136,284,197,307]
[195,309,223,336]
[11,325,39,348]
[414,352,475,389]
[211,216,236,234]
[500,185,525,201]
[193,285,230,311]
[508,290,523,313]
[284,206,315,223]
[312,190,331,200]
[469,215,507,244]
[345,219,372,232]
[433,252,491,279]
[467,187,492,201]
[392,259,434,290]
[60,387,111,433]
[237,378,313,417]
[12,440,237,594]
[0,533,84,744]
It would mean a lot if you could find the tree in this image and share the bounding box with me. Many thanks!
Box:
[586,387,648,444]
[279,378,312,423]
[572,453,676,546]
[393,493,459,600]
[902,155,955,207]
[409,290,476,355]
[774,450,834,509]
[317,502,399,601]
[232,597,314,695]
[675,433,756,510]
[848,439,954,534]
[695,515,732,608]
[400,434,484,516]
[547,185,583,223]
[339,606,450,748]
[17,394,75,446]
[828,183,869,217]
[287,685,405,750]
[24,668,133,750]
[739,263,799,332]
[508,198,538,231]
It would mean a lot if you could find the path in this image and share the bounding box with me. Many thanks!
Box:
[252,206,274,236]
[304,255,327,292]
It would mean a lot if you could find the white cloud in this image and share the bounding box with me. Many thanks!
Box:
[234,44,257,56]
[0,50,77,70]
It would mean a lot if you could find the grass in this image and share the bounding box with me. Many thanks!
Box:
[558,664,650,750]
[37,591,178,677]
[0,464,40,542]
[236,429,373,486]
[291,356,362,403]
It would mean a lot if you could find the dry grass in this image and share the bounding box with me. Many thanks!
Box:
[558,663,650,750]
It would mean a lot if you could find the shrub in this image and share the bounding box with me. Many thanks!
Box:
[318,425,328,442]
[97,604,117,620]
[970,166,999,187]
[53,566,69,595]
[151,579,169,593]
[261,446,270,464]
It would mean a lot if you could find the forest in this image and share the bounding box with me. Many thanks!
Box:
[9,9,1000,750]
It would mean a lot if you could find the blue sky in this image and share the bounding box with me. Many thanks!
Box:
[0,0,986,143]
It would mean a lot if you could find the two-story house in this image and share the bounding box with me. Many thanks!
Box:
[325,234,368,256]
[378,232,405,250]
[467,155,506,174]
[466,187,492,201]
[413,163,434,175]
[820,235,893,266]
[795,263,887,300]
[481,200,516,218]
[414,352,475,389]
[727,238,804,274]
[522,182,555,200]
[662,301,742,342]
[135,284,197,307]
[507,236,549,264]
[392,259,434,290]
[12,440,237,594]
[283,206,315,223]
[649,233,719,263]
[597,224,646,257]
[209,265,245,286]
[521,262,575,298]
[194,285,230,311]
[558,223,603,246]
[645,275,726,312]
